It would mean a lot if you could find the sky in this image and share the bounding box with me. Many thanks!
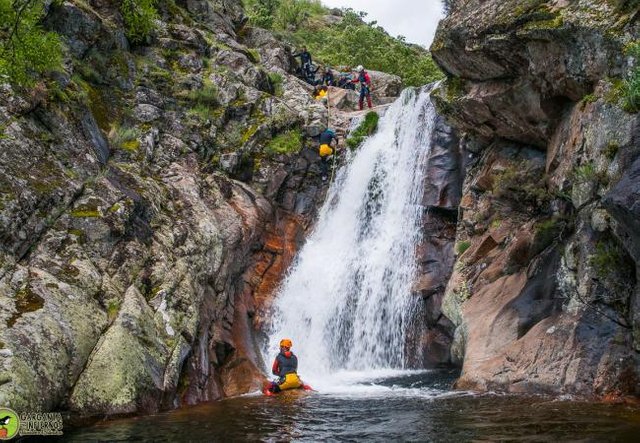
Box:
[321,0,445,47]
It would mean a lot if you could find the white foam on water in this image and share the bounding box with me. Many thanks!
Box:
[264,88,438,395]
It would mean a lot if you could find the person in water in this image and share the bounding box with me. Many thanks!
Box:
[269,338,304,393]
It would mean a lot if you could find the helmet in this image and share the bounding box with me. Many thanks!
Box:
[279,338,293,348]
[356,65,364,72]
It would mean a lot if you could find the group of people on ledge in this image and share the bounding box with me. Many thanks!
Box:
[292,47,375,182]
[294,47,373,111]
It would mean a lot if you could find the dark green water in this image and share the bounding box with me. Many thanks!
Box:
[47,371,640,442]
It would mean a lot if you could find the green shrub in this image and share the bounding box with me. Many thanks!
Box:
[187,103,212,121]
[589,235,635,302]
[531,217,564,256]
[109,125,140,152]
[268,72,284,96]
[266,129,302,155]
[622,40,640,113]
[572,162,598,183]
[186,81,218,106]
[603,141,620,160]
[275,0,320,30]
[346,111,379,149]
[455,240,471,255]
[243,0,281,29]
[0,0,62,86]
[120,0,158,45]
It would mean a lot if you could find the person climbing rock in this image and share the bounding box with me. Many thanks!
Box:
[268,338,303,393]
[318,128,338,181]
[293,46,314,82]
[352,65,373,110]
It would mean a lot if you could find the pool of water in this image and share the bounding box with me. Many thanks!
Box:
[52,370,640,442]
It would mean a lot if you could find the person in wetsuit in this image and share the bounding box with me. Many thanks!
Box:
[269,338,303,393]
[352,65,373,110]
[293,47,314,82]
[318,128,338,181]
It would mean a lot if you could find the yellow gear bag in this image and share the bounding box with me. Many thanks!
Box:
[319,144,333,157]
[278,373,303,391]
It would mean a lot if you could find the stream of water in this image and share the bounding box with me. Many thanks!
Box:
[265,88,434,388]
[58,88,640,442]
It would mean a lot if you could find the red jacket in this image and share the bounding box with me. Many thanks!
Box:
[352,71,371,86]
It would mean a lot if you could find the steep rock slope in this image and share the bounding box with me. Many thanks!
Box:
[0,0,345,415]
[432,0,640,397]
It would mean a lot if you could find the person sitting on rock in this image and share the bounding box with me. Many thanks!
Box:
[352,65,373,110]
[268,338,303,393]
[337,71,355,90]
[318,128,338,181]
[322,67,336,86]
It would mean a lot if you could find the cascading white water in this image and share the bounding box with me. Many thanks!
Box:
[266,87,437,389]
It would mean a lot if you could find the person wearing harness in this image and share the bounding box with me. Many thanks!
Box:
[293,46,313,80]
[352,65,373,110]
[322,67,336,86]
[318,128,338,181]
[268,338,303,393]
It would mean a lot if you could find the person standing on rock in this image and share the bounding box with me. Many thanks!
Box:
[352,65,373,110]
[267,338,303,394]
[293,46,314,81]
[318,128,338,181]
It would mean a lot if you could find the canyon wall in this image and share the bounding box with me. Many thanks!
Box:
[0,0,338,414]
[431,0,640,397]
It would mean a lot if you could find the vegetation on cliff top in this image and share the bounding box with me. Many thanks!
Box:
[242,0,444,86]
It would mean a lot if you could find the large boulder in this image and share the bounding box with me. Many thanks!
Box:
[69,286,167,415]
[241,27,293,72]
[368,70,403,98]
[431,0,626,147]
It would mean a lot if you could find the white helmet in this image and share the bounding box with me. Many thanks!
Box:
[356,65,364,72]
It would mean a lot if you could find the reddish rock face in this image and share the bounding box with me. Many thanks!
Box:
[433,0,640,399]
[252,214,307,327]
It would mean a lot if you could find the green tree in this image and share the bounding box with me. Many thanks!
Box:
[0,0,62,86]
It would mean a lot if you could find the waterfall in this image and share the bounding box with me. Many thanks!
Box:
[265,87,437,385]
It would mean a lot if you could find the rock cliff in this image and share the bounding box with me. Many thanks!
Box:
[0,0,404,415]
[432,0,640,397]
